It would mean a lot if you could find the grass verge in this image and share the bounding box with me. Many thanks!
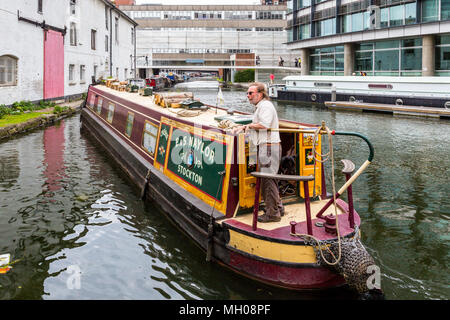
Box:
[0,112,50,128]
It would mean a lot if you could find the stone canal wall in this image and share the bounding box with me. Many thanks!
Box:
[0,100,83,141]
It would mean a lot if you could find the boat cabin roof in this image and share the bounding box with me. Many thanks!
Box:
[95,85,244,129]
[93,85,310,130]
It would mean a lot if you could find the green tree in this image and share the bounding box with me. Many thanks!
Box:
[233,69,255,83]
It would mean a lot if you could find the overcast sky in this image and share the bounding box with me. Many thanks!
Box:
[135,0,261,5]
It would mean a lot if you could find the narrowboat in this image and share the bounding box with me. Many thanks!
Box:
[80,83,382,297]
[272,75,450,109]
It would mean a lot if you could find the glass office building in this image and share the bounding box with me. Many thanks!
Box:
[286,0,450,76]
[120,4,291,74]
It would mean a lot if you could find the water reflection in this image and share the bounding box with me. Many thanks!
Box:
[190,86,450,299]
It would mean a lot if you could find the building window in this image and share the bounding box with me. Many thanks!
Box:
[389,5,404,26]
[93,65,98,81]
[0,55,18,86]
[91,29,96,50]
[115,17,119,43]
[69,64,75,82]
[70,0,76,15]
[436,34,450,75]
[38,0,43,13]
[105,35,109,52]
[405,3,417,24]
[443,0,450,20]
[309,46,344,75]
[124,68,128,79]
[105,6,109,30]
[355,39,422,76]
[315,18,336,37]
[422,0,439,22]
[70,23,77,46]
[80,65,85,82]
[299,0,311,9]
[300,24,310,40]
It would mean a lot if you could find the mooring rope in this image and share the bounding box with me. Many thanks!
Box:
[291,124,342,266]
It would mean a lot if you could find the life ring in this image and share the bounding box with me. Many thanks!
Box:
[349,96,356,102]
[311,94,317,102]
[395,98,403,106]
[445,101,450,109]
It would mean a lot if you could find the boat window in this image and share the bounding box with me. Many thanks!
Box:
[107,103,115,123]
[142,121,158,156]
[368,84,393,89]
[125,112,134,137]
[89,94,96,109]
[96,97,103,114]
[314,82,332,87]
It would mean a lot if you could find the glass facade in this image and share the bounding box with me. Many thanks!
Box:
[286,1,450,77]
[422,0,439,22]
[436,34,450,75]
[355,39,422,76]
[310,46,344,75]
[127,10,284,20]
[298,0,311,9]
[342,11,370,32]
[443,0,450,19]
[315,18,336,37]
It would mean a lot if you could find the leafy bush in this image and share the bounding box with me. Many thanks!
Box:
[0,100,62,119]
[233,69,255,83]
[12,100,35,112]
[53,106,68,114]
[0,105,11,119]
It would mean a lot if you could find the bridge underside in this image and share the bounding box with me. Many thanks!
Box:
[137,65,299,84]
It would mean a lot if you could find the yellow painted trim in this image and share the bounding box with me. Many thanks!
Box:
[228,229,318,264]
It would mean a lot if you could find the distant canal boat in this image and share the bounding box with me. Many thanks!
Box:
[81,84,382,296]
[271,75,450,109]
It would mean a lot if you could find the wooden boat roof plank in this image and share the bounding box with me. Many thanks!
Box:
[94,85,232,129]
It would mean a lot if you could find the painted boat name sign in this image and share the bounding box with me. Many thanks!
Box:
[162,123,228,202]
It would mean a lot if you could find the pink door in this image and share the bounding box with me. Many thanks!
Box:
[44,30,64,99]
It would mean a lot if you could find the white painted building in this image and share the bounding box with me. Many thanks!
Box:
[0,0,137,106]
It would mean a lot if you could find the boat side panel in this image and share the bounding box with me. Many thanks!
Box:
[80,108,150,193]
[228,250,345,290]
[88,86,240,217]
[87,87,158,166]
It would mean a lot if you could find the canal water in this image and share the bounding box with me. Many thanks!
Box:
[0,81,448,300]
